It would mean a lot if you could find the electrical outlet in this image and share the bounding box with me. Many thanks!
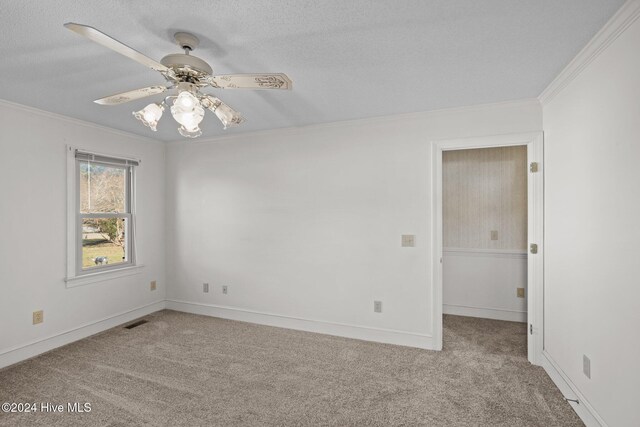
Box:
[401,235,415,247]
[491,230,498,240]
[150,280,157,291]
[203,283,209,293]
[583,355,591,379]
[222,285,228,295]
[374,301,382,313]
[33,310,43,325]
[517,288,525,298]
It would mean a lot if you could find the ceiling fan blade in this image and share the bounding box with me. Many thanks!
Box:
[94,85,167,106]
[208,73,292,90]
[201,95,246,128]
[64,23,170,74]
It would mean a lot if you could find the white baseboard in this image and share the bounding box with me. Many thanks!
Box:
[0,300,166,370]
[443,304,527,323]
[0,297,608,427]
[165,299,434,350]
[541,350,607,427]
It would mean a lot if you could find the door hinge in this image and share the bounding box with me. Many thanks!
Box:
[530,162,539,173]
[530,243,538,254]
[530,324,533,335]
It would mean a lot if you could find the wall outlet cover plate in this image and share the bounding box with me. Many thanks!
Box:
[33,310,44,325]
[401,235,415,247]
[374,301,382,313]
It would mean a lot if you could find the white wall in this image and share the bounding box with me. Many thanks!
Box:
[541,2,640,425]
[0,101,166,366]
[443,250,527,322]
[165,100,541,347]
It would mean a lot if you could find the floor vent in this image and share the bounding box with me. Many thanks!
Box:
[124,319,148,329]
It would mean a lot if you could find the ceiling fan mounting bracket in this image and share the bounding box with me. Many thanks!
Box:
[173,32,200,52]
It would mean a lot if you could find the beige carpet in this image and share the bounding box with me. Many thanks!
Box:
[0,310,582,426]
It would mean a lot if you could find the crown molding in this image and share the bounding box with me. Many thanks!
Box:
[0,96,539,147]
[0,98,161,145]
[539,0,640,106]
[166,98,540,146]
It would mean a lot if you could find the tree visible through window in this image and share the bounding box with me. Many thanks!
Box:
[77,158,134,272]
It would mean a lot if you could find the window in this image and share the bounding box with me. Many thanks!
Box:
[69,149,139,279]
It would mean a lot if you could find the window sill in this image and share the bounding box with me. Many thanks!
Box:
[65,264,145,288]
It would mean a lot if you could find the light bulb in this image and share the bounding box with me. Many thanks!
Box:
[175,91,198,109]
[171,91,204,138]
[171,105,204,130]
[133,103,164,131]
[143,110,156,122]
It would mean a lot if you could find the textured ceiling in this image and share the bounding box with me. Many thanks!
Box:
[0,0,625,141]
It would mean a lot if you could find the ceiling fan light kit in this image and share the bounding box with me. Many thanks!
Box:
[64,23,292,139]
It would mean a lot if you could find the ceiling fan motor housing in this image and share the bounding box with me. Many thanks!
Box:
[161,53,213,77]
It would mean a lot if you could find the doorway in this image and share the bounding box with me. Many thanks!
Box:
[431,132,543,365]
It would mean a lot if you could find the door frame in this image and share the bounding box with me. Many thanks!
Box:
[431,132,544,365]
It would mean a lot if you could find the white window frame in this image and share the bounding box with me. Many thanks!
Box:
[65,146,143,287]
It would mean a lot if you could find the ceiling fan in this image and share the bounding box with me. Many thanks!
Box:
[64,23,292,138]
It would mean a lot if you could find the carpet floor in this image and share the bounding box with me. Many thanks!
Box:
[0,310,583,426]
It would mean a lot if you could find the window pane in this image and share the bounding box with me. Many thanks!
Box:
[79,161,127,213]
[81,218,128,269]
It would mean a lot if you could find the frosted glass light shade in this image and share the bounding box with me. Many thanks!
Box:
[171,106,204,130]
[132,89,247,138]
[178,126,203,138]
[133,103,164,131]
[212,102,245,130]
[171,91,204,138]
